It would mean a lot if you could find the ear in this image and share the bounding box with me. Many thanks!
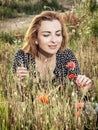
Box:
[35,41,38,45]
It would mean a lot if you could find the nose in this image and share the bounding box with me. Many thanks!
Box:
[51,35,56,43]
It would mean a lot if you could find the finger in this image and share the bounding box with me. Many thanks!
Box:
[76,75,92,88]
[17,66,27,69]
[17,67,27,72]
[16,71,29,76]
[76,75,86,86]
[80,77,90,87]
[76,75,85,81]
[18,72,29,77]
[17,67,28,73]
[85,79,92,86]
[16,68,29,78]
[17,70,29,75]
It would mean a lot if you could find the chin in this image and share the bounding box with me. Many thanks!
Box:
[49,48,59,53]
[48,51,58,55]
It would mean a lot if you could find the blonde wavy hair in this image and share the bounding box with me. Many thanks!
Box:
[22,11,68,58]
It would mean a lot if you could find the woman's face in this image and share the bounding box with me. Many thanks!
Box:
[37,19,63,56]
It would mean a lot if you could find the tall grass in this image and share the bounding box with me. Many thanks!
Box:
[0,1,98,129]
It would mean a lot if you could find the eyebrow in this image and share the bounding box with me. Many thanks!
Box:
[41,30,62,33]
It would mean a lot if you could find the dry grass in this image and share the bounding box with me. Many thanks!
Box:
[0,1,98,129]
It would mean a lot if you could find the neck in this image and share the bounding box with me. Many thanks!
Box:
[37,51,56,63]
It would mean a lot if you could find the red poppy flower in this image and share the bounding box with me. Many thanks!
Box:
[66,61,76,69]
[75,103,84,109]
[39,96,49,104]
[75,111,81,117]
[68,74,77,80]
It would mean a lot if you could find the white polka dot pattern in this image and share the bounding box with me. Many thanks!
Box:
[12,49,81,83]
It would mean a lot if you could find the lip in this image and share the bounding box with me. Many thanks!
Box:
[48,45,57,49]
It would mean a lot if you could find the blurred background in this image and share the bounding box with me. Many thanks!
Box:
[0,1,98,129]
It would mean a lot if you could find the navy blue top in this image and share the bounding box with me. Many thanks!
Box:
[12,49,81,84]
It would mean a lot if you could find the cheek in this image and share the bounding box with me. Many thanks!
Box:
[38,37,49,44]
[38,40,47,49]
[58,37,63,44]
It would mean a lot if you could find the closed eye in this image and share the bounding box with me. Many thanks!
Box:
[56,33,62,36]
[43,34,50,37]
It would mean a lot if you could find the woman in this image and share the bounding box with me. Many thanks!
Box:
[13,11,92,93]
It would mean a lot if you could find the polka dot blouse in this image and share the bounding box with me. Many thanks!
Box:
[12,48,81,84]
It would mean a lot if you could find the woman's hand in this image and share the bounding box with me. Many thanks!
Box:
[16,67,29,82]
[76,75,92,93]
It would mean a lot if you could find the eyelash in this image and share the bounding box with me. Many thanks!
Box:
[56,34,61,36]
[43,35,49,37]
[43,34,61,37]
